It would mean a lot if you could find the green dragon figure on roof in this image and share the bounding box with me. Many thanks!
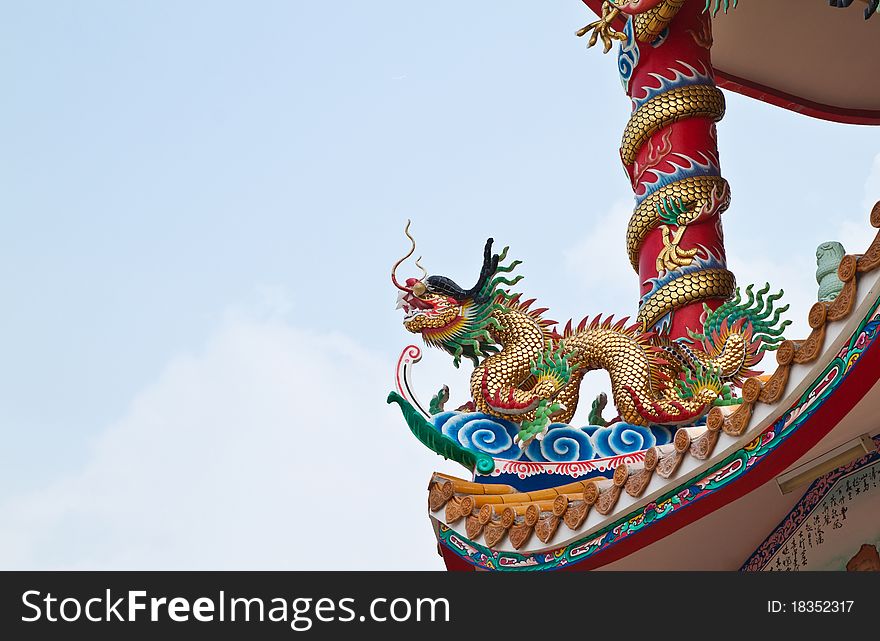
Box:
[392,223,789,444]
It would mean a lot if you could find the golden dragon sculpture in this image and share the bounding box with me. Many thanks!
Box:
[392,223,789,444]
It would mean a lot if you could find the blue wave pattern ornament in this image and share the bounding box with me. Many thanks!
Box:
[437,301,880,571]
[526,424,595,462]
[432,412,672,463]
[432,412,522,460]
[617,18,639,94]
[590,423,672,457]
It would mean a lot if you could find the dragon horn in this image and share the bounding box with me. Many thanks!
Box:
[391,219,417,292]
[465,238,499,300]
[415,256,427,280]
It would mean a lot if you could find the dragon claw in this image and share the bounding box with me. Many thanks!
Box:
[516,423,547,449]
[576,1,626,54]
[656,224,698,273]
[516,399,564,448]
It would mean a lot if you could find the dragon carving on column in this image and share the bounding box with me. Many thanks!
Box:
[389,1,792,446]
[580,0,736,336]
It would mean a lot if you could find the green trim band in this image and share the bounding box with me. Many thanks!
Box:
[387,391,495,474]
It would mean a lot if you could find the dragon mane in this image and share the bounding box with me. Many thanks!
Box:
[423,240,550,367]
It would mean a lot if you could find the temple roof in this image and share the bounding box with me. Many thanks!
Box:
[581,0,880,125]
[429,201,880,568]
[712,1,880,124]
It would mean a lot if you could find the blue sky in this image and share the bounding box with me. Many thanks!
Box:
[0,2,878,568]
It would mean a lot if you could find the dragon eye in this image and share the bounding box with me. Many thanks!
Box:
[411,281,427,297]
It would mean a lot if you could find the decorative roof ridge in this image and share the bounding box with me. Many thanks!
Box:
[426,200,880,555]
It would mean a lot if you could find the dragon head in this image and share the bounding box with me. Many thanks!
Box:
[400,287,464,337]
[392,222,519,367]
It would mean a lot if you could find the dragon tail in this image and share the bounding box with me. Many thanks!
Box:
[686,283,791,384]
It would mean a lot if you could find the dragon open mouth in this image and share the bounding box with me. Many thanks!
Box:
[399,291,463,334]
[398,292,437,324]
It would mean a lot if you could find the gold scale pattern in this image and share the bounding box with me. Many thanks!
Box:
[460,303,747,427]
[620,84,725,166]
[618,13,728,324]
[636,268,736,330]
[429,206,880,551]
[632,0,687,43]
[626,175,729,271]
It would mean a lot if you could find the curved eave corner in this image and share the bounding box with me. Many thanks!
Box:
[714,72,880,127]
[430,203,880,571]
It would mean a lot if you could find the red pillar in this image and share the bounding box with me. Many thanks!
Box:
[590,0,735,338]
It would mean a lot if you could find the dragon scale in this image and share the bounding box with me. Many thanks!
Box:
[471,304,767,427]
[582,0,738,336]
[394,235,788,436]
[390,2,792,442]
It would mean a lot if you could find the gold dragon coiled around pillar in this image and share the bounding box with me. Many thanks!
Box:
[637,268,736,330]
[621,84,725,166]
[627,175,730,271]
[633,0,688,43]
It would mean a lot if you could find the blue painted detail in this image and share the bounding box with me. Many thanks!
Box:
[488,469,612,493]
[617,18,639,94]
[639,247,726,309]
[631,61,713,111]
[436,411,521,460]
[525,424,595,462]
[635,152,720,206]
[430,412,674,463]
[650,27,669,49]
[592,422,671,455]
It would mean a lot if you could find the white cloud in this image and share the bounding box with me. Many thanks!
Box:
[560,199,638,420]
[835,219,876,258]
[725,250,815,342]
[563,198,635,302]
[823,154,880,257]
[0,308,465,569]
[728,150,880,353]
[14,151,876,569]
